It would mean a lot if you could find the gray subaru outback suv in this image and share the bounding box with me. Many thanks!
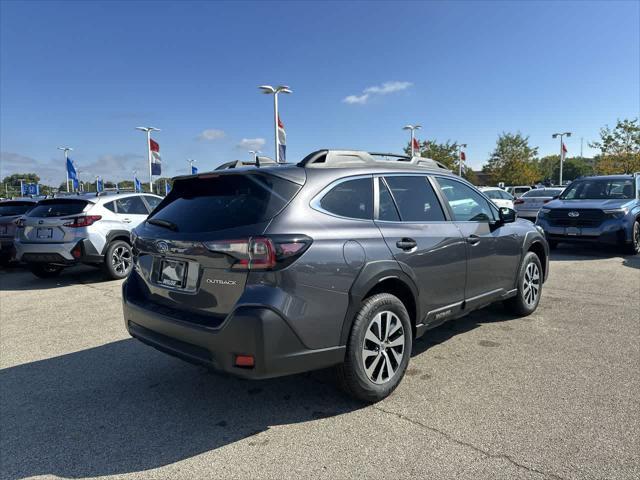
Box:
[123,150,549,402]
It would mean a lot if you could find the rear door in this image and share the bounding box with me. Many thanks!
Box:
[374,175,467,326]
[115,196,149,230]
[20,199,90,243]
[434,177,521,308]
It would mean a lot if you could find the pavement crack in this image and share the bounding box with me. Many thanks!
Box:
[372,404,566,480]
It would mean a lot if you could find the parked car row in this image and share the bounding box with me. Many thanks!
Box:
[0,192,162,278]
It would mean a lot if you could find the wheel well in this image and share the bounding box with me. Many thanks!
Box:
[103,235,131,255]
[528,241,547,278]
[364,278,417,335]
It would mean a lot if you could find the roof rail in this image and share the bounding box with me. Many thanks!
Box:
[297,149,451,171]
[215,156,278,171]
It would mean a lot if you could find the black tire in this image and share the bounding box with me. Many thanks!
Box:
[504,251,543,316]
[623,220,640,255]
[103,240,133,279]
[548,240,558,250]
[336,293,413,403]
[30,263,63,279]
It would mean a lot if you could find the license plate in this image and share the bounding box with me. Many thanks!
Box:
[566,227,580,236]
[159,259,187,288]
[37,228,53,239]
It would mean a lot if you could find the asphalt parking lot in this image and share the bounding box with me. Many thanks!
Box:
[1,247,639,480]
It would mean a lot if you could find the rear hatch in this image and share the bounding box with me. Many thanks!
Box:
[20,199,91,243]
[515,190,559,213]
[0,201,36,238]
[128,169,306,327]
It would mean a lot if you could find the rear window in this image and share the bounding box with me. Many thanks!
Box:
[522,189,562,198]
[28,200,88,218]
[483,190,503,200]
[149,173,301,232]
[0,201,34,216]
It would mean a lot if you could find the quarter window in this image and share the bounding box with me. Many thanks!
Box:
[104,201,116,213]
[383,176,445,222]
[143,195,161,211]
[319,178,373,220]
[116,196,149,215]
[436,177,496,222]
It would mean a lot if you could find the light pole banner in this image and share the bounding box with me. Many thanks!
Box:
[278,115,286,162]
[191,165,198,175]
[150,138,162,175]
[134,177,142,193]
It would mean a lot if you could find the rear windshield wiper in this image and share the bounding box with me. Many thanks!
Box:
[147,218,178,231]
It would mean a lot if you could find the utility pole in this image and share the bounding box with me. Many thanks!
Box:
[403,124,422,157]
[135,126,161,193]
[258,85,292,163]
[552,131,572,186]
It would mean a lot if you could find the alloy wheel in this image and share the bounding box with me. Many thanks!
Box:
[112,246,132,275]
[361,311,405,385]
[523,262,540,307]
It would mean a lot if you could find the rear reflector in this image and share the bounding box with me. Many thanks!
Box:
[235,354,255,368]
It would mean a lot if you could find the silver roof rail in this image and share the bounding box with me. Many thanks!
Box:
[298,149,451,172]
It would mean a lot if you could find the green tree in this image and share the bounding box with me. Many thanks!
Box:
[589,118,640,174]
[535,155,593,184]
[404,139,475,180]
[484,132,539,185]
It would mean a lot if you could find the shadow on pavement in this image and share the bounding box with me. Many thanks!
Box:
[549,244,639,269]
[0,339,361,479]
[0,264,113,291]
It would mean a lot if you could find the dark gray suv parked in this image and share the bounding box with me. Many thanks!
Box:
[122,150,549,402]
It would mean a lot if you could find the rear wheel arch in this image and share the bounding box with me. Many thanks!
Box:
[102,230,131,255]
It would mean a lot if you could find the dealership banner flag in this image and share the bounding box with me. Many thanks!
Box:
[412,137,420,153]
[165,181,171,195]
[278,115,286,162]
[67,158,78,183]
[191,165,198,175]
[561,141,567,162]
[134,177,142,193]
[150,138,162,175]
[96,177,104,192]
[460,151,466,161]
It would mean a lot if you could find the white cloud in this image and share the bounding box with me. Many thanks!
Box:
[343,81,413,105]
[197,129,226,141]
[236,138,266,151]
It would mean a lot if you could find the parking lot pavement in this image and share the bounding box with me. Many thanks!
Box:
[1,249,638,480]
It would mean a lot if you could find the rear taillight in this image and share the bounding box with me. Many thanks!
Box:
[63,215,102,228]
[514,199,524,205]
[543,199,552,204]
[203,235,311,271]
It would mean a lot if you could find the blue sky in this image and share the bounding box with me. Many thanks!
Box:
[1,0,638,185]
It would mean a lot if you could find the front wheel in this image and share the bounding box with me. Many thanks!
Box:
[104,240,133,279]
[623,220,640,255]
[30,263,64,279]
[336,293,412,403]
[504,251,543,316]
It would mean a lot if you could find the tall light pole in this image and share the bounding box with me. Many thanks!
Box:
[135,126,161,193]
[552,131,571,186]
[57,146,73,192]
[249,150,261,163]
[259,85,292,163]
[457,143,468,177]
[187,158,196,174]
[403,124,422,157]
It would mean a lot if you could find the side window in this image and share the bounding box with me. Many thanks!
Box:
[436,177,496,222]
[143,195,162,212]
[116,196,148,215]
[319,177,373,220]
[383,176,445,222]
[378,180,400,221]
[104,201,116,213]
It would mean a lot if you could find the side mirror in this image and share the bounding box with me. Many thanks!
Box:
[499,207,516,224]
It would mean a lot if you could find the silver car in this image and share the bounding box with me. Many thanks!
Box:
[15,192,162,279]
[514,187,564,221]
[0,198,37,265]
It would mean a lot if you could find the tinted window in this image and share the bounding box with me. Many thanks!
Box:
[436,178,495,222]
[104,201,116,213]
[483,190,502,200]
[116,196,149,215]
[28,200,88,218]
[320,178,372,220]
[384,176,445,222]
[143,196,162,211]
[0,201,34,216]
[378,181,400,221]
[522,188,563,198]
[560,179,634,200]
[149,173,301,232]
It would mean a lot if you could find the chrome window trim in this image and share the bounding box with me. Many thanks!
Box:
[309,174,375,222]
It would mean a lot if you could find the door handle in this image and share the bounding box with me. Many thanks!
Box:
[122,218,132,223]
[396,238,417,251]
[466,234,480,245]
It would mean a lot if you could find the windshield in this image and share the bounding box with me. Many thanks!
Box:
[523,189,563,198]
[28,200,89,217]
[0,202,34,216]
[483,190,503,199]
[559,179,634,200]
[148,173,301,233]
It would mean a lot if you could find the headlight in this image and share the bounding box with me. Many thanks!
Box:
[603,208,628,219]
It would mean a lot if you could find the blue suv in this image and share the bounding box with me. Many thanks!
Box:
[536,174,640,254]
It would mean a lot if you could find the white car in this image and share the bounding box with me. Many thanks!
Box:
[479,187,515,209]
[505,185,532,198]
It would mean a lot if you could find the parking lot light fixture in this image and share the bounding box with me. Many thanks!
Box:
[403,125,422,157]
[259,85,292,163]
[57,146,73,192]
[249,150,261,164]
[551,131,572,186]
[135,126,161,193]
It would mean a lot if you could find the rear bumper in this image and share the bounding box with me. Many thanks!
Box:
[122,279,345,379]
[15,238,103,265]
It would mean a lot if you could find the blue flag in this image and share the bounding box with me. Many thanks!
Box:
[191,165,198,175]
[165,182,171,195]
[134,177,142,193]
[96,177,104,192]
[67,158,78,182]
[22,183,39,196]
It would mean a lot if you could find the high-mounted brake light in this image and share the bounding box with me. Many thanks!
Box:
[63,215,102,228]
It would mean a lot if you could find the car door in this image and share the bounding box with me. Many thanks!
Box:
[434,177,521,309]
[115,196,149,231]
[374,175,467,327]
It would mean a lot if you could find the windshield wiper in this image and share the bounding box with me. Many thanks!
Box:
[147,218,178,231]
